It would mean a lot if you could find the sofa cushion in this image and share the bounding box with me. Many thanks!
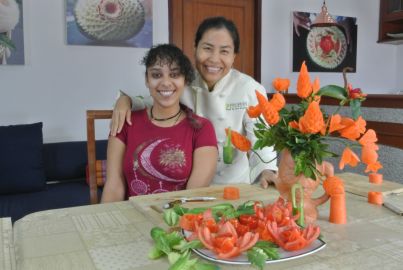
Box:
[0,122,46,194]
[43,140,108,182]
[0,180,101,222]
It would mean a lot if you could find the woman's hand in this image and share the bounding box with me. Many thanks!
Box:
[259,169,278,189]
[110,95,132,136]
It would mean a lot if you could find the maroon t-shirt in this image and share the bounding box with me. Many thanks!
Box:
[116,109,217,197]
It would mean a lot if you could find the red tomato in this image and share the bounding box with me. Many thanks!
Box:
[203,218,218,233]
[213,236,236,254]
[179,213,202,231]
[239,215,258,230]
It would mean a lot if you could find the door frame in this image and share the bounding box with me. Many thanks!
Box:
[168,0,262,82]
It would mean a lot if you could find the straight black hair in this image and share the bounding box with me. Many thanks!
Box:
[194,16,240,53]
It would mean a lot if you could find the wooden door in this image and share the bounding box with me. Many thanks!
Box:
[169,0,261,81]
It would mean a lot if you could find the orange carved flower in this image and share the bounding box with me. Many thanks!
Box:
[225,128,251,152]
[358,129,377,148]
[297,61,312,99]
[338,116,366,140]
[339,147,360,170]
[256,90,280,125]
[246,105,261,118]
[272,78,290,92]
[269,93,286,111]
[328,114,345,134]
[298,101,324,134]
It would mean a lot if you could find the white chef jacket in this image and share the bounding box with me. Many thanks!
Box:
[126,69,277,184]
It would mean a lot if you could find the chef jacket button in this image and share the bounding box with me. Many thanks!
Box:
[218,117,225,121]
[217,170,224,176]
[219,93,225,98]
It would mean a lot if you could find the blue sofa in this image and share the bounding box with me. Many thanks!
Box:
[0,136,107,222]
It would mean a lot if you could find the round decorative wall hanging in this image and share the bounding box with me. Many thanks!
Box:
[306,26,347,69]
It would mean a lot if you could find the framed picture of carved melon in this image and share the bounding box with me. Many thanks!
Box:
[66,0,152,48]
[0,0,25,65]
[292,11,357,72]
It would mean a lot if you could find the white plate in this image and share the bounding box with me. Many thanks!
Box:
[183,230,326,265]
[386,33,403,39]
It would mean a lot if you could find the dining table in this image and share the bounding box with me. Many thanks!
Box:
[1,172,403,270]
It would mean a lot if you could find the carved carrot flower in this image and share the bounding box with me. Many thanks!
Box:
[246,104,261,118]
[338,116,366,140]
[298,101,324,134]
[225,128,251,152]
[339,147,360,170]
[358,129,377,148]
[272,78,290,92]
[256,90,280,125]
[328,114,345,133]
[269,93,286,111]
[297,61,312,99]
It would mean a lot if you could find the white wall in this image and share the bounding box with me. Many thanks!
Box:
[262,0,400,94]
[0,0,169,142]
[0,0,401,143]
[397,46,403,93]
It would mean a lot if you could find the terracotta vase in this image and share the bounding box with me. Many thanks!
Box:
[274,149,333,224]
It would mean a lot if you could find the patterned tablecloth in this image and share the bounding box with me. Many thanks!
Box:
[1,175,403,270]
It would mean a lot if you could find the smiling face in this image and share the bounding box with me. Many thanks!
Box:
[195,28,236,90]
[146,61,185,112]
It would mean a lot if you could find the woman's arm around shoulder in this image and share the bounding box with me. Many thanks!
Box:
[101,136,127,203]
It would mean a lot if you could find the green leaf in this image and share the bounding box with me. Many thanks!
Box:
[163,208,180,226]
[247,247,268,270]
[148,246,165,259]
[350,99,362,120]
[150,227,166,241]
[317,85,347,100]
[253,241,280,260]
[168,252,197,270]
[0,34,16,50]
[177,240,203,253]
[173,204,188,216]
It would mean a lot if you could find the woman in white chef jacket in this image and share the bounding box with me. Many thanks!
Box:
[111,17,278,187]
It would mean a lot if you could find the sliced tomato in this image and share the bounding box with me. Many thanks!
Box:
[239,214,258,230]
[238,232,259,252]
[179,213,202,231]
[203,218,218,233]
[235,223,249,237]
[216,246,240,259]
[197,226,214,250]
[213,236,236,254]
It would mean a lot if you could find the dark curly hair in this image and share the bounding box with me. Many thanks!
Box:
[194,16,240,53]
[141,44,195,84]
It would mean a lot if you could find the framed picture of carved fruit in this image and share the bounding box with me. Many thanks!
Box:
[66,0,152,48]
[292,11,357,72]
[0,0,24,65]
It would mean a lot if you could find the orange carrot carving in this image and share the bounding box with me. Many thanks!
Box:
[323,176,346,224]
[339,147,360,170]
[269,93,286,111]
[369,173,383,184]
[368,191,383,205]
[225,128,251,152]
[272,78,290,92]
[298,101,324,134]
[297,61,312,98]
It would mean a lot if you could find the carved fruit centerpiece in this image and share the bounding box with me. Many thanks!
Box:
[226,62,382,225]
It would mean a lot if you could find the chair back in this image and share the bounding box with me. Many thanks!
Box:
[86,110,113,204]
